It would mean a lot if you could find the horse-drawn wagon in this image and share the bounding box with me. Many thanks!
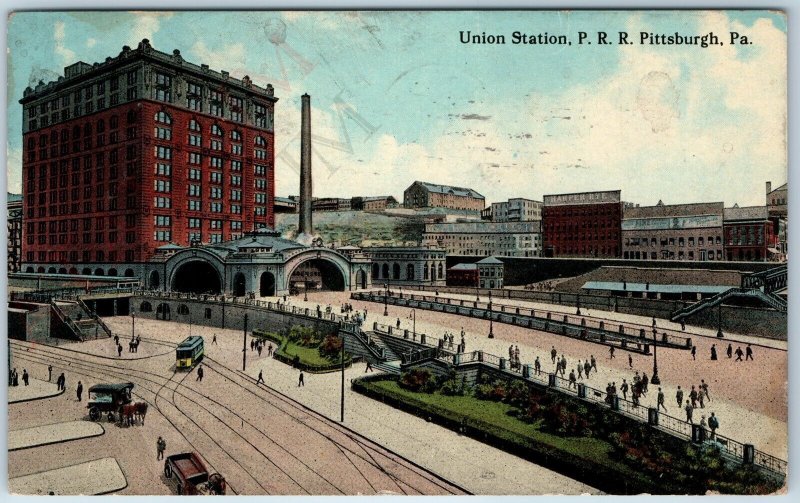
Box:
[86,382,133,422]
[164,452,226,495]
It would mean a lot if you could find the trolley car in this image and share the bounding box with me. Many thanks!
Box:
[176,336,204,369]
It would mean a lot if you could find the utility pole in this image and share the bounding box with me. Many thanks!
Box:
[242,313,248,371]
[340,334,345,422]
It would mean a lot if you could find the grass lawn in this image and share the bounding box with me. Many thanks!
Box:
[278,339,345,367]
[366,378,644,480]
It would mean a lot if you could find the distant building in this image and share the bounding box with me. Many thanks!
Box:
[361,246,447,286]
[422,221,542,257]
[7,193,23,272]
[622,201,724,261]
[274,196,298,213]
[766,181,787,256]
[542,190,623,258]
[354,195,398,211]
[477,256,504,288]
[446,262,479,287]
[403,181,485,212]
[723,206,779,261]
[488,198,543,222]
[312,197,352,212]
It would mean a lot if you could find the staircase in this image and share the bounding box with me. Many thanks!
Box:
[54,300,111,339]
[671,287,788,322]
[364,332,401,362]
[373,360,402,374]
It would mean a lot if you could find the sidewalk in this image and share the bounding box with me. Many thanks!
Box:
[9,457,127,495]
[8,377,63,403]
[9,421,105,451]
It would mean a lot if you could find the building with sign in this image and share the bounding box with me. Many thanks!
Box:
[622,201,724,261]
[422,220,542,257]
[542,190,622,258]
[19,39,276,274]
[723,205,779,262]
[361,246,447,287]
[403,181,485,213]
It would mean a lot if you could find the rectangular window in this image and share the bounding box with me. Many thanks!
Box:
[154,230,171,241]
[210,90,223,117]
[210,187,223,199]
[254,149,267,160]
[210,157,223,168]
[255,165,266,176]
[127,70,138,85]
[231,204,242,214]
[231,144,242,155]
[188,184,201,197]
[155,73,172,102]
[154,180,171,192]
[231,175,241,186]
[210,233,223,244]
[126,87,137,100]
[188,152,202,165]
[210,139,222,151]
[188,218,201,228]
[154,196,172,208]
[188,168,201,181]
[255,206,266,216]
[210,220,222,229]
[187,82,202,111]
[154,215,171,227]
[231,160,242,171]
[231,189,242,201]
[188,134,202,146]
[188,232,202,244]
[255,179,266,189]
[210,172,222,184]
[254,103,268,128]
[230,221,242,230]
[155,146,172,159]
[188,200,202,211]
[154,126,171,140]
[229,96,243,122]
[155,163,172,176]
[210,202,223,213]
[255,192,266,203]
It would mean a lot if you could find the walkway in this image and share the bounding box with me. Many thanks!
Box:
[9,457,127,495]
[8,377,63,403]
[9,421,105,451]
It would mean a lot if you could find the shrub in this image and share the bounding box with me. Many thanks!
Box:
[440,378,464,396]
[318,335,343,359]
[505,380,530,407]
[399,369,436,393]
[288,325,323,347]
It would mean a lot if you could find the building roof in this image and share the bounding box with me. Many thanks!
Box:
[7,193,22,203]
[768,183,787,194]
[476,256,504,265]
[212,228,305,253]
[411,181,484,199]
[449,263,478,271]
[623,202,723,219]
[723,206,769,221]
[274,197,297,204]
[362,195,397,202]
[582,281,730,294]
[157,243,185,250]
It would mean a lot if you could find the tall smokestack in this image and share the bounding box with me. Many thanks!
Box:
[298,94,313,235]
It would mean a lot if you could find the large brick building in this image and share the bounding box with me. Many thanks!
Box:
[19,39,276,275]
[622,201,724,261]
[403,181,484,212]
[542,190,622,258]
[422,220,542,257]
[723,206,779,262]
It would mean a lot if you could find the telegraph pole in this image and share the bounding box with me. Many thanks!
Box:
[242,313,248,371]
[340,335,345,423]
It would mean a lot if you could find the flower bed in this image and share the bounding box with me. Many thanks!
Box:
[253,326,352,373]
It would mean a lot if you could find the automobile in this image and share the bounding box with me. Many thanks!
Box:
[86,382,134,422]
[163,452,226,495]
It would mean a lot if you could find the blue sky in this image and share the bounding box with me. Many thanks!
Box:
[6,10,787,206]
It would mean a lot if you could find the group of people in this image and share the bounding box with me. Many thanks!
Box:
[128,335,142,353]
[442,329,467,353]
[525,281,555,292]
[250,338,273,357]
[708,343,754,361]
[8,368,29,386]
[508,344,522,370]
[566,355,598,387]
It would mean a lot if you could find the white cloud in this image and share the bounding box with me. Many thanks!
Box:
[128,12,173,43]
[189,40,246,74]
[54,20,76,66]
[86,38,97,48]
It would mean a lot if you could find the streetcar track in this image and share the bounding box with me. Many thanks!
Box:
[11,342,435,495]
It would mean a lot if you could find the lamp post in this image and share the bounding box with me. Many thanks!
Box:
[411,309,416,339]
[488,290,494,339]
[131,310,135,342]
[383,282,389,317]
[340,332,345,423]
[716,301,724,338]
[576,294,581,316]
[651,327,661,385]
[303,281,308,302]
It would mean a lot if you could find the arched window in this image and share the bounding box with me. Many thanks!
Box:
[177,304,190,315]
[231,130,242,141]
[155,111,172,124]
[211,124,223,136]
[406,264,415,280]
[96,119,105,132]
[372,263,380,279]
[424,263,429,280]
[83,123,92,136]
[392,263,400,280]
[189,119,201,132]
[139,301,153,312]
[437,263,443,279]
[382,264,389,278]
[254,136,266,146]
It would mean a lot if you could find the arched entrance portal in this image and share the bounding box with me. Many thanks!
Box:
[260,272,276,297]
[289,259,345,294]
[172,261,222,294]
[233,272,247,297]
[356,269,367,289]
[149,271,160,290]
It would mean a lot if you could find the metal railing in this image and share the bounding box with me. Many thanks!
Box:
[49,300,84,341]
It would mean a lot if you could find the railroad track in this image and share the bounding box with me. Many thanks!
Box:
[9,339,467,495]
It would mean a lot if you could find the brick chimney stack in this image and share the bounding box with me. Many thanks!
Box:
[298,94,313,235]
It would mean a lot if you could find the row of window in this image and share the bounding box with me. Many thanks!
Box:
[26,248,136,263]
[626,236,723,247]
[624,250,724,261]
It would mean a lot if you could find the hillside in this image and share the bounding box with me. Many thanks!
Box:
[275,211,427,246]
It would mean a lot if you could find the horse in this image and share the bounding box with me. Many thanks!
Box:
[207,473,226,495]
[134,402,148,425]
[119,404,137,426]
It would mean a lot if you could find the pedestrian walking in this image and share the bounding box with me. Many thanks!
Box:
[685,400,694,423]
[365,360,374,373]
[641,373,648,395]
[676,386,684,408]
[657,387,667,412]
[114,334,119,346]
[620,379,629,400]
[690,385,698,408]
[577,360,584,379]
[117,344,123,357]
[396,318,401,329]
[583,359,591,378]
[700,415,707,434]
[257,345,263,357]
[212,334,217,345]
[77,381,83,401]
[22,369,29,386]
[698,389,705,408]
[257,370,265,385]
[157,436,166,460]
[298,371,305,387]
[691,345,697,360]
[48,365,53,382]
[514,345,520,363]
[727,343,733,359]
[196,365,204,382]
[590,355,597,372]
[710,344,717,360]
[746,344,754,361]
[534,356,541,376]
[609,346,615,359]
[58,373,65,391]
[628,353,633,369]
[701,380,711,402]
[735,346,744,361]
[708,412,720,439]
[551,346,557,364]
[568,370,577,389]
[268,343,273,357]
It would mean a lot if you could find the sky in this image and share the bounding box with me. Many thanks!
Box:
[5,10,788,207]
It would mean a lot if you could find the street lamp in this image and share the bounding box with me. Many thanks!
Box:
[716,301,724,338]
[131,310,135,342]
[339,332,345,423]
[383,282,389,317]
[651,327,661,385]
[304,280,308,302]
[411,309,416,339]
[576,294,581,316]
[488,290,494,339]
